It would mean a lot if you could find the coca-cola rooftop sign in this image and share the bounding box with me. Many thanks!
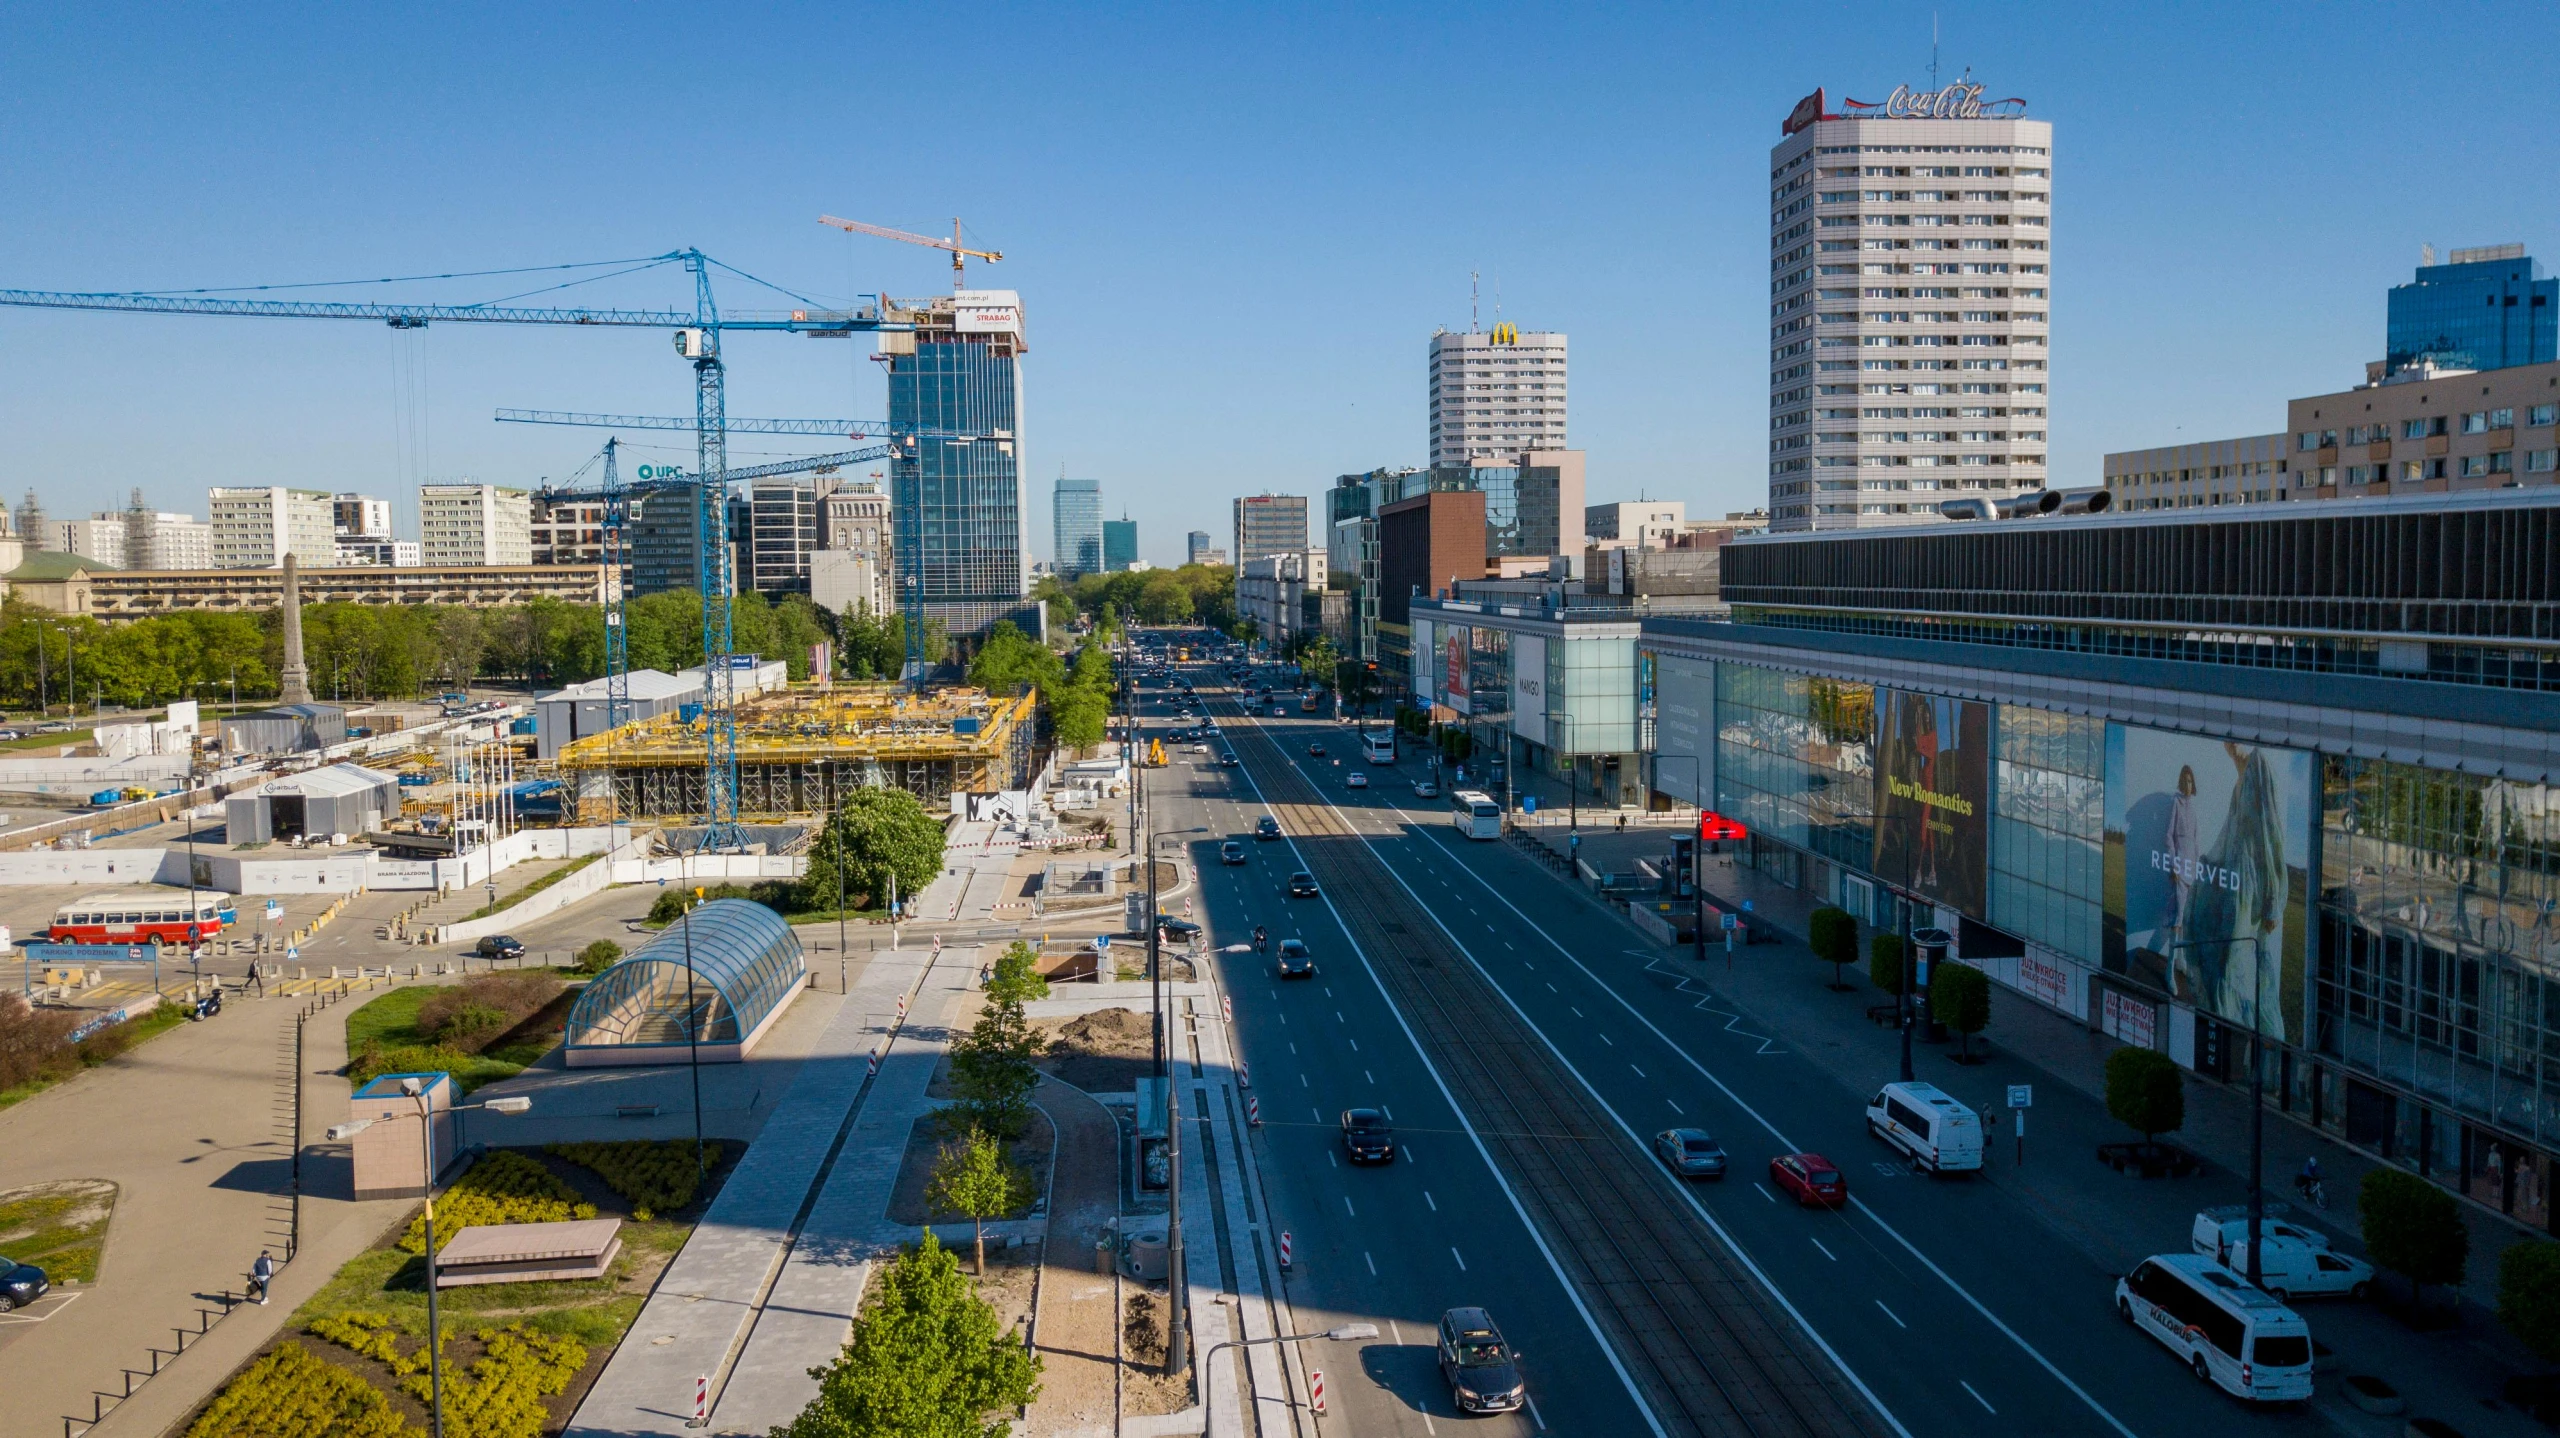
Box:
[1785,82,2027,133]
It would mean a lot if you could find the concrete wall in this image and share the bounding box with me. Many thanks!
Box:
[437,833,649,944]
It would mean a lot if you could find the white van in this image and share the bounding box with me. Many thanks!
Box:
[2117,1254,2314,1401]
[1452,791,1501,840]
[2222,1237,2373,1303]
[2190,1205,2330,1263]
[1865,1081,1984,1173]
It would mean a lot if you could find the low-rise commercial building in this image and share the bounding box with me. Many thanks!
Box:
[1236,550,1328,651]
[1410,594,1642,808]
[72,564,606,618]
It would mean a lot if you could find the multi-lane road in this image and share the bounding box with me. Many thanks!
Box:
[1132,655,2316,1438]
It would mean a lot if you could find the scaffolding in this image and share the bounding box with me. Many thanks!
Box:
[556,682,1036,823]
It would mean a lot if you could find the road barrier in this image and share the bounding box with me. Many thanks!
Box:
[1310,1369,1325,1413]
[1277,1231,1292,1271]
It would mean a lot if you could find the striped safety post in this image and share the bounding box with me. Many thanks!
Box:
[896,993,908,1019]
[1278,1231,1292,1271]
[1310,1369,1325,1413]
[1222,995,1233,1022]
[866,1047,881,1077]
[694,1375,709,1424]
[1238,1060,1252,1089]
[1247,1095,1261,1127]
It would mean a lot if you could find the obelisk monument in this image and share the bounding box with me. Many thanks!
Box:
[277,551,314,705]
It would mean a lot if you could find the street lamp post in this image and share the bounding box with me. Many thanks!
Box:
[2178,935,2268,1286]
[1200,1323,1378,1436]
[328,1086,532,1438]
[822,758,846,992]
[679,895,708,1191]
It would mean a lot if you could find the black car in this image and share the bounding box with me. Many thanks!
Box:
[1307,741,1327,757]
[1220,840,1247,865]
[1219,752,1241,768]
[1340,1108,1395,1163]
[1275,938,1315,978]
[1156,916,1203,943]
[1287,871,1320,898]
[1254,816,1282,841]
[0,1256,49,1312]
[474,935,525,961]
[1437,1307,1526,1414]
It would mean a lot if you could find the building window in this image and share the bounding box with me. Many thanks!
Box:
[2491,408,2516,430]
[2532,405,2558,427]
[2463,412,2490,435]
[2529,450,2557,473]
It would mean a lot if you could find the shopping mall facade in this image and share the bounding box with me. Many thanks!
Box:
[1631,490,2560,1233]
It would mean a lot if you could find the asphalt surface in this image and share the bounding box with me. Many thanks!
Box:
[1136,656,2322,1438]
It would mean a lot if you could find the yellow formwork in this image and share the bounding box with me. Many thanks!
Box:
[557,682,1035,771]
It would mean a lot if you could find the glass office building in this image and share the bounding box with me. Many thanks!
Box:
[1052,478,1102,577]
[1642,489,2560,1235]
[2386,245,2556,378]
[1103,517,1138,572]
[886,290,1027,640]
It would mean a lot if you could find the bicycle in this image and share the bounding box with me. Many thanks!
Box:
[2293,1175,2328,1211]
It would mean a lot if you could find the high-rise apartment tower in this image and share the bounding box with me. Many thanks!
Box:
[1767,83,2053,531]
[1429,324,1567,467]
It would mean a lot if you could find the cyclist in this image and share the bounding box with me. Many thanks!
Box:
[2295,1155,2327,1207]
[1253,926,1268,955]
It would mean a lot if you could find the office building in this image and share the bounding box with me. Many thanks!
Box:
[1376,489,1486,695]
[1187,530,1214,568]
[530,489,609,566]
[1766,83,2053,531]
[1430,324,1568,466]
[54,562,606,618]
[336,537,421,567]
[2103,435,2288,511]
[419,484,532,567]
[1328,467,1429,665]
[630,488,708,598]
[749,480,820,596]
[1635,488,2560,1237]
[209,486,338,568]
[53,518,127,569]
[2287,359,2560,498]
[1103,516,1139,573]
[333,494,394,542]
[1053,478,1102,577]
[1587,500,1689,548]
[883,288,1030,639]
[819,482,893,616]
[2387,244,2556,379]
[1233,493,1309,568]
[133,512,214,570]
[1236,549,1328,650]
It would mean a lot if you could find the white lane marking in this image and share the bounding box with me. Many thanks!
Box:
[1526,1396,1547,1431]
[1597,1033,1612,1046]
[1290,1042,1298,1055]
[1425,1190,1438,1211]
[1328,1152,1338,1167]
[1418,823,2139,1438]
[1223,732,1672,1438]
[1366,1070,1376,1084]
[1876,1300,1908,1329]
[1384,1106,1395,1120]
[1507,944,1518,952]
[1452,1247,1468,1271]
[1811,1236,1838,1262]
[1335,1010,1345,1023]
[1300,1074,1309,1087]
[1365,1250,1377,1274]
[1314,1107,1324,1123]
[1630,1064,1646,1078]
[1345,1195,1356,1217]
[1754,1183,1776,1203]
[1348,1038,1359,1052]
[1390,1319,1405,1343]
[1546,983,1558,993]
[1667,1099,1684,1114]
[1961,1381,1996,1415]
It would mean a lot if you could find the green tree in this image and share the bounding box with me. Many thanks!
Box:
[576,939,623,975]
[2362,1168,2469,1310]
[1808,906,1857,989]
[986,941,1050,1007]
[2103,1046,2184,1145]
[926,1127,1035,1275]
[835,787,947,912]
[1296,635,1341,694]
[775,1231,1040,1438]
[968,620,1064,697]
[2500,1240,2560,1363]
[1931,961,1992,1060]
[948,996,1042,1139]
[1867,931,1905,996]
[1134,571,1193,626]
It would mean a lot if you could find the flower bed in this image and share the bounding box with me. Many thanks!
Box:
[546,1140,725,1222]
[185,1341,413,1438]
[400,1152,594,1256]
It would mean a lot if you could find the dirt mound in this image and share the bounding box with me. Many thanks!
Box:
[1055,1007,1151,1049]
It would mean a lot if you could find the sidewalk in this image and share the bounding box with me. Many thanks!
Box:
[1507,822,2556,1433]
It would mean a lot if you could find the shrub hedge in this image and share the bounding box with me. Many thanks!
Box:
[400,1152,594,1255]
[399,1325,586,1438]
[546,1139,724,1222]
[184,1341,414,1438]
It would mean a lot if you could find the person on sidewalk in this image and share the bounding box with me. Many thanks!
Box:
[250,1250,275,1305]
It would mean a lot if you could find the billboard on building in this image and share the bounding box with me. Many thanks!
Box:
[1410,618,1435,703]
[2104,725,2313,1044]
[951,289,1024,337]
[1870,689,1991,916]
[1652,653,1713,807]
[1444,627,1471,715]
[1510,634,1547,743]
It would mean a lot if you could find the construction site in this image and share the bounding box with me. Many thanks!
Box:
[555,681,1036,824]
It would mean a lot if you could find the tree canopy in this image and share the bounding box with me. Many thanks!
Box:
[775,1231,1040,1438]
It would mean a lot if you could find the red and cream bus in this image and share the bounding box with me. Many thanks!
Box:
[48,890,237,946]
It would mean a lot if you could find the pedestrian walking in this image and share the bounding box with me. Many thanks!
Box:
[250,1249,275,1305]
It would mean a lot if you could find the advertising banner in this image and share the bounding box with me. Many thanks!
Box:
[2104,725,2312,1043]
[1410,618,1435,703]
[1651,654,1714,808]
[1444,627,1471,716]
[1870,689,1991,916]
[1510,634,1548,744]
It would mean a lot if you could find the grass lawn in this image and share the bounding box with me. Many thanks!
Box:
[0,1002,192,1111]
[0,1179,118,1284]
[464,852,603,921]
[342,982,578,1095]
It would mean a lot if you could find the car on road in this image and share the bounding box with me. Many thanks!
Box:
[1220,841,1247,865]
[1254,816,1282,841]
[474,935,526,961]
[1219,752,1240,768]
[1307,741,1327,757]
[1436,1307,1526,1414]
[1202,722,1220,735]
[1654,1128,1729,1178]
[1412,778,1440,799]
[1345,772,1368,789]
[1768,1152,1847,1207]
[1340,1108,1395,1163]
[1286,871,1320,898]
[1275,938,1315,978]
[0,1255,49,1312]
[1156,916,1203,943]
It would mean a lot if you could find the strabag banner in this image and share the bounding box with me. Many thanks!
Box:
[2104,725,2312,1043]
[1869,689,1991,916]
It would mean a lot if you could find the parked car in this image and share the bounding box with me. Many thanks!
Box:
[1865,1081,1985,1174]
[2191,1206,2331,1261]
[1255,816,1282,841]
[474,935,526,961]
[1436,1307,1526,1414]
[1768,1152,1847,1207]
[1654,1128,1729,1178]
[1156,916,1203,943]
[1287,871,1320,898]
[1346,772,1369,789]
[1340,1108,1395,1163]
[1275,938,1316,978]
[2223,1236,2373,1302]
[0,1256,48,1312]
[1220,841,1248,865]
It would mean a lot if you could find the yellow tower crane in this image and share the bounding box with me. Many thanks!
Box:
[818,215,1003,286]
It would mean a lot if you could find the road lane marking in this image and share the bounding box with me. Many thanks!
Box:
[1667,1099,1684,1114]
[1596,1032,1611,1046]
[1366,1070,1375,1084]
[1452,1247,1468,1271]
[1630,1064,1646,1078]
[1300,1074,1309,1087]
[1811,1237,1838,1262]
[1365,1250,1377,1274]
[1876,1300,1907,1329]
[1961,1382,1996,1415]
[1754,1183,1776,1203]
[1345,1196,1356,1217]
[1425,1191,1438,1211]
[1348,1038,1358,1052]
[1526,1396,1547,1431]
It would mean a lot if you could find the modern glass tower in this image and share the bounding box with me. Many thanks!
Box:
[1103,516,1138,572]
[1053,477,1102,577]
[885,289,1028,639]
[2386,245,2556,378]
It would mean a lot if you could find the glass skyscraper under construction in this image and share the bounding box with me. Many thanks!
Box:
[885,289,1031,640]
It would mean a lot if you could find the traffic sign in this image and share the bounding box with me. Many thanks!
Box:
[1720,912,1737,930]
[286,945,300,963]
[2007,1084,2033,1109]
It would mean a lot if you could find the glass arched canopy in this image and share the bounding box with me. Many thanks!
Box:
[564,900,804,1063]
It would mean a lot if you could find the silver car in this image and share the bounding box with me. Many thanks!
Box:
[1653,1127,1728,1179]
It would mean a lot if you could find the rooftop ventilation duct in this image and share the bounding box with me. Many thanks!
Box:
[1937,497,1993,521]
[1995,489,2062,519]
[2056,487,2112,516]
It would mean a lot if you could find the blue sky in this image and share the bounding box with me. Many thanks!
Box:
[7,2,2559,567]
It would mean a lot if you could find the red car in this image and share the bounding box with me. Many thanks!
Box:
[1769,1153,1847,1207]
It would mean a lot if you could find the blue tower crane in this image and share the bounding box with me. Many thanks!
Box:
[0,249,904,852]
